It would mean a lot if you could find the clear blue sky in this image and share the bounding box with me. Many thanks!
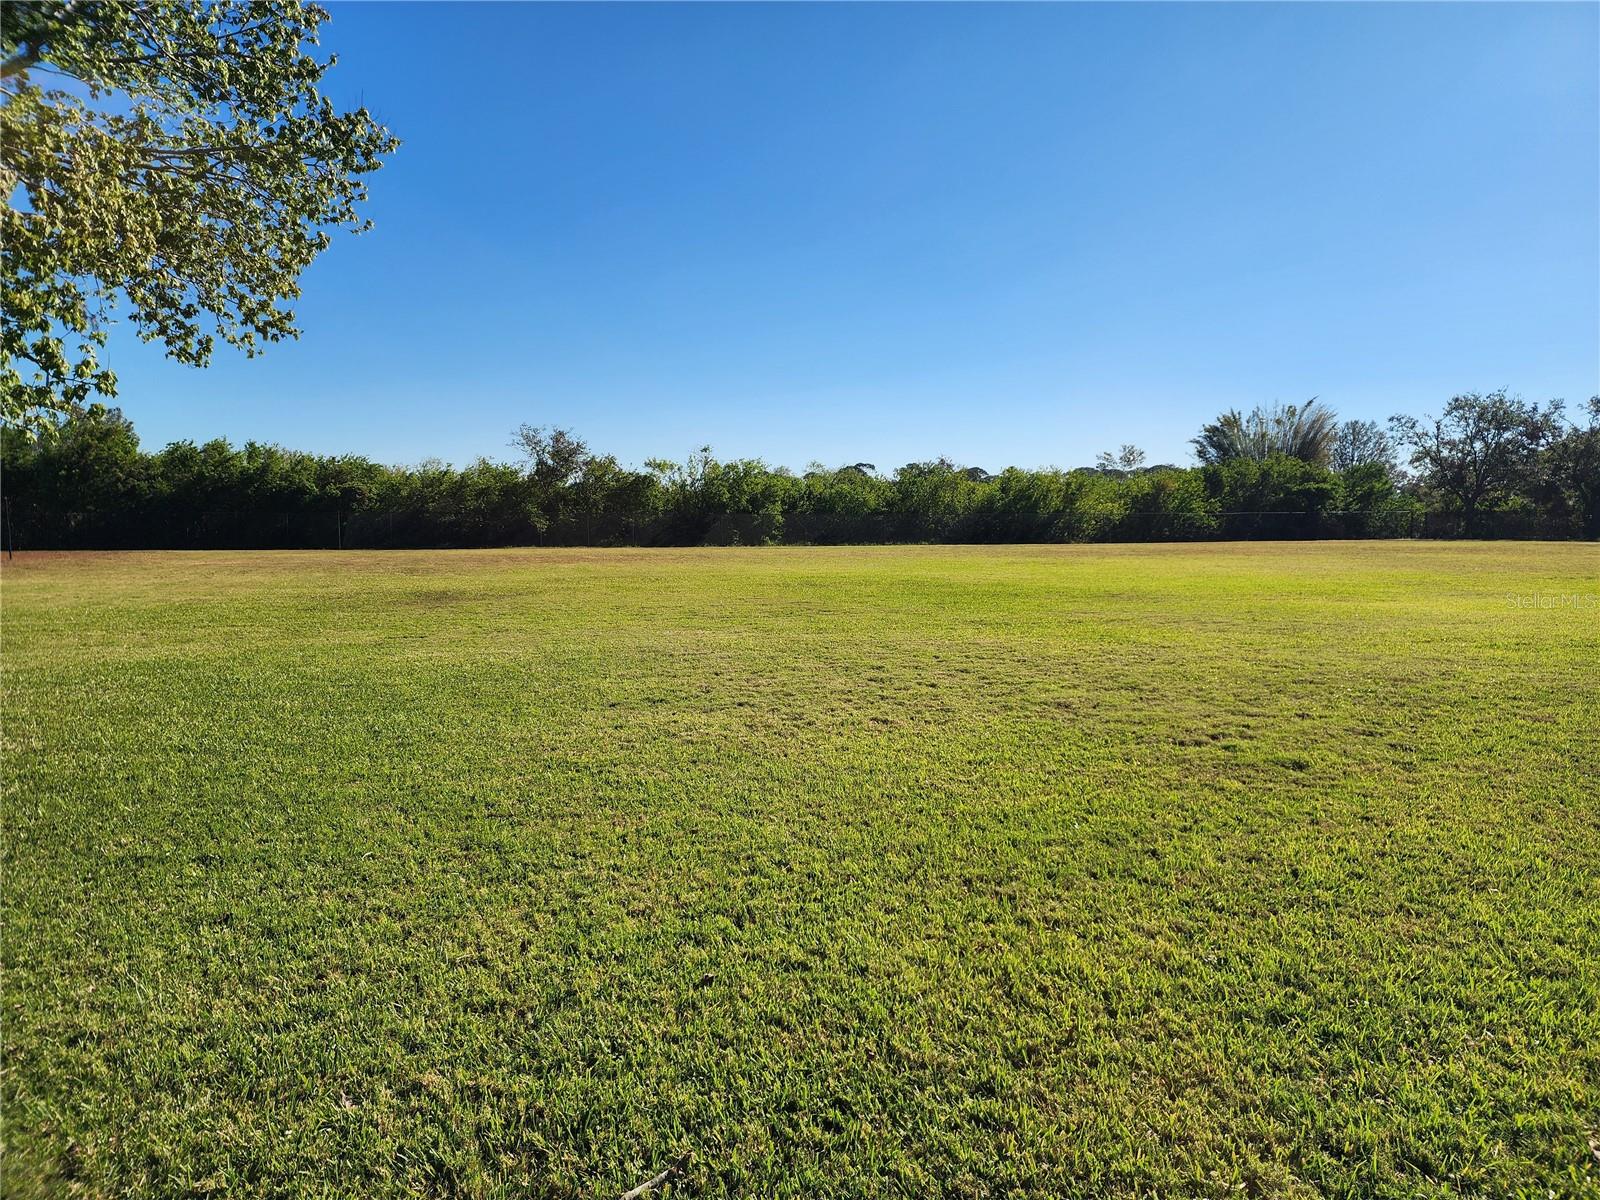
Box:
[105,2,1598,471]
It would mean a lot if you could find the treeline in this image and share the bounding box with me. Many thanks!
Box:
[2,392,1595,549]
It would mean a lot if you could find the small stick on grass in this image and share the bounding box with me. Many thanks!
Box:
[618,1153,688,1200]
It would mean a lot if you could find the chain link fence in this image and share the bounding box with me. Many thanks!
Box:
[3,502,1584,552]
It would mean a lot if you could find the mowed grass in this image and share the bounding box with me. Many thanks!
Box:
[2,543,1597,1199]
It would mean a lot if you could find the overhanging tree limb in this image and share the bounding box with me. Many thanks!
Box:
[1,1,398,432]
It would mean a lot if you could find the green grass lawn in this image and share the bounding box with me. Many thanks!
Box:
[3,543,1597,1199]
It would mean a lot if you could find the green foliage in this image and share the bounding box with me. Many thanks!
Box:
[0,403,146,511]
[1389,390,1565,530]
[4,404,1592,549]
[1329,418,1398,475]
[4,544,1597,1197]
[642,447,790,545]
[1094,443,1146,472]
[888,457,986,541]
[1535,397,1600,539]
[1333,462,1401,513]
[1111,467,1218,538]
[970,466,1088,541]
[1192,399,1338,466]
[1202,454,1338,516]
[509,427,595,544]
[791,463,895,543]
[1,1,396,430]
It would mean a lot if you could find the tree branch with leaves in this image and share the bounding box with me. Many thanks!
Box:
[1388,390,1564,531]
[2,1,397,432]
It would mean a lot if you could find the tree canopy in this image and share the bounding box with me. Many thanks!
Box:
[6,392,1589,548]
[1389,391,1564,530]
[1192,399,1338,466]
[1,1,396,431]
[1329,419,1397,475]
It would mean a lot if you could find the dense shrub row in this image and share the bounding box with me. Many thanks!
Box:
[2,395,1594,549]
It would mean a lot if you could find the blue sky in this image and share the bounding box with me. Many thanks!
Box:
[104,2,1598,471]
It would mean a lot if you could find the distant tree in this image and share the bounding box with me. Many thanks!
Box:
[1192,400,1338,465]
[509,425,592,543]
[792,463,893,542]
[6,404,1590,550]
[891,458,985,540]
[643,446,793,545]
[1114,467,1218,539]
[1201,455,1337,518]
[1534,396,1600,539]
[566,453,640,544]
[1095,444,1146,472]
[1332,462,1409,520]
[510,425,591,485]
[1329,419,1397,475]
[1389,391,1563,531]
[2,402,145,513]
[1,2,397,431]
[316,453,385,515]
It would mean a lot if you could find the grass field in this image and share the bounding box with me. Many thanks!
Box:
[3,542,1597,1199]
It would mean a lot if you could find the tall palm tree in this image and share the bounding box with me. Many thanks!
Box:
[1192,399,1338,465]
